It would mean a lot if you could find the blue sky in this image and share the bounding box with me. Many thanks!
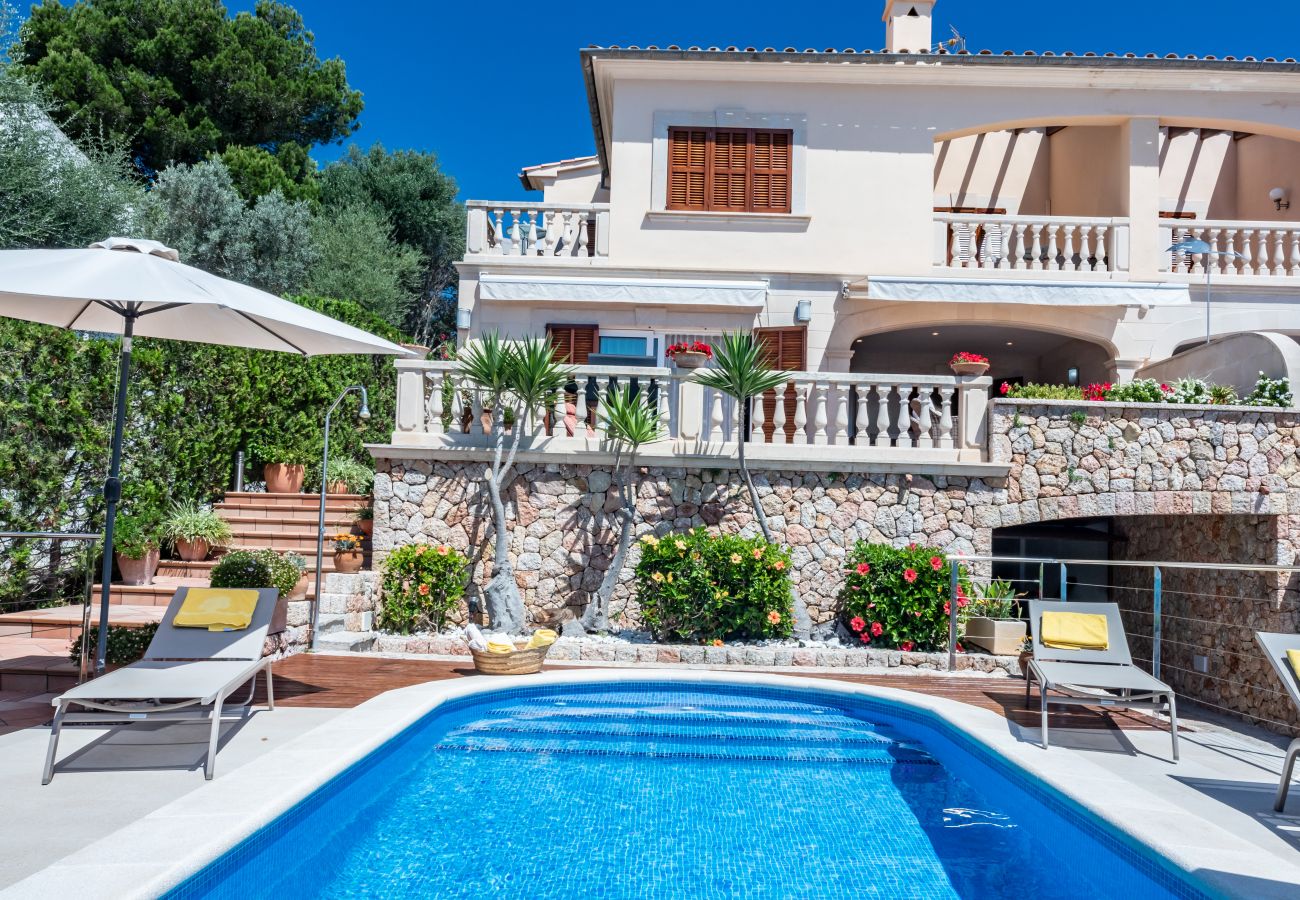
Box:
[226,1,1300,201]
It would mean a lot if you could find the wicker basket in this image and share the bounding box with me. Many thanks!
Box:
[470,643,551,675]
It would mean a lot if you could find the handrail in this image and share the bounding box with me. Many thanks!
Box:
[933,212,1129,226]
[950,553,1300,573]
[0,531,98,541]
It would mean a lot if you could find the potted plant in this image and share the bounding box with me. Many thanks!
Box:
[209,549,299,635]
[283,552,309,599]
[322,458,374,496]
[114,514,161,586]
[161,500,233,562]
[353,505,374,537]
[331,532,364,573]
[255,442,310,494]
[666,340,713,370]
[949,351,990,376]
[962,579,1027,655]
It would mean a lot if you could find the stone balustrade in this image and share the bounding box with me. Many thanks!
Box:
[934,213,1129,274]
[391,360,991,466]
[465,201,609,259]
[1162,219,1300,278]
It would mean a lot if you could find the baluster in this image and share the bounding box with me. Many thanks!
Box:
[489,209,503,254]
[750,388,766,444]
[831,383,849,445]
[873,384,891,447]
[1095,225,1109,272]
[810,381,828,446]
[508,209,522,257]
[938,386,955,449]
[1000,222,1015,269]
[949,223,963,268]
[526,210,539,257]
[854,385,869,447]
[709,388,724,441]
[576,211,590,258]
[1045,223,1060,271]
[1221,228,1239,274]
[1274,229,1287,276]
[1028,224,1043,270]
[772,382,788,444]
[1011,222,1027,270]
[1081,224,1097,271]
[1061,224,1077,271]
[1239,229,1255,276]
[1206,227,1221,274]
[539,211,556,257]
[550,384,566,437]
[916,386,934,450]
[575,375,589,437]
[899,384,916,447]
[427,375,444,435]
[469,389,484,436]
[1289,230,1300,277]
[1258,229,1274,275]
[1188,228,1204,274]
[792,383,809,445]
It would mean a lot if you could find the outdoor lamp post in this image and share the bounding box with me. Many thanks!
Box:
[310,385,370,650]
[1166,238,1246,345]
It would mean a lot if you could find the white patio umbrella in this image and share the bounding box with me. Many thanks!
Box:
[0,238,412,674]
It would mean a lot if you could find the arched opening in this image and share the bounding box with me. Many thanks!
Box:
[850,324,1113,387]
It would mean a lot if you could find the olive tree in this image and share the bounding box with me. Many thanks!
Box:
[693,331,811,637]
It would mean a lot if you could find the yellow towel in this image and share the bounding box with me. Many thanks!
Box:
[1040,611,1110,651]
[172,588,260,632]
[1287,648,1300,679]
[485,638,517,655]
[525,629,558,650]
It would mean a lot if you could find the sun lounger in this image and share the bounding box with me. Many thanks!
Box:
[1025,599,1179,761]
[42,586,278,784]
[1254,631,1300,811]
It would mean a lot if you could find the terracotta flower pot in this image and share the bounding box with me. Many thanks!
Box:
[950,361,989,376]
[116,549,160,586]
[672,351,709,370]
[333,549,364,573]
[175,537,211,562]
[264,462,305,494]
[290,572,309,600]
[326,479,350,495]
[356,519,373,537]
[1018,650,1034,680]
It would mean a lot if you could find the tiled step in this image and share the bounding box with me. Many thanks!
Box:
[227,528,372,553]
[218,512,359,530]
[0,635,79,693]
[0,604,162,640]
[315,631,375,653]
[157,558,343,579]
[96,577,321,606]
[217,491,368,511]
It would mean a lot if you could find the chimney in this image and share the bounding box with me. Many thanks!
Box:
[883,1,935,54]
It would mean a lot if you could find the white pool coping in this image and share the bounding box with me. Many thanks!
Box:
[5,668,1300,899]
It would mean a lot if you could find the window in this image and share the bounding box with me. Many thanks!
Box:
[595,330,661,365]
[667,128,792,213]
[546,324,597,365]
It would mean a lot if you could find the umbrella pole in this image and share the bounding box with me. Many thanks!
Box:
[95,313,136,676]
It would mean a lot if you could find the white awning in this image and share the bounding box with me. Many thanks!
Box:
[478,274,768,308]
[860,276,1190,307]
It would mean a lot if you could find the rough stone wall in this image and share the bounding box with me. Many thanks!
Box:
[374,462,997,628]
[1111,514,1300,733]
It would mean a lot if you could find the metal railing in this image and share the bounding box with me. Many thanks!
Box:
[947,553,1300,733]
[0,531,100,682]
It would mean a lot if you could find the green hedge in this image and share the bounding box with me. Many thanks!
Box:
[838,542,961,652]
[634,529,793,643]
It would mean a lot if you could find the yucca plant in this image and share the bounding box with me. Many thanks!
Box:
[459,332,573,633]
[693,331,810,637]
[583,385,662,632]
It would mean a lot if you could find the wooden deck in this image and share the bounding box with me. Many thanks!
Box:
[253,654,1164,733]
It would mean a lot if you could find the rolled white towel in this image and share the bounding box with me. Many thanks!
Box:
[464,623,488,652]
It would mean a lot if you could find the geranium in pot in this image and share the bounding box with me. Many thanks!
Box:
[255,442,311,494]
[353,505,374,537]
[666,340,713,370]
[114,514,161,586]
[949,351,990,376]
[962,579,1027,655]
[161,500,233,562]
[332,532,364,573]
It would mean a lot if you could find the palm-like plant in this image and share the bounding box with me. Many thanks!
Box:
[583,384,661,632]
[693,331,811,637]
[458,332,572,633]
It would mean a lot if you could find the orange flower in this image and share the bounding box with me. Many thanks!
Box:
[437,544,450,555]
[773,559,786,571]
[418,583,430,596]
[766,610,781,625]
[751,548,764,559]
[711,639,723,647]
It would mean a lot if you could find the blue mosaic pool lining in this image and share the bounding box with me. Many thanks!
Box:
[163,680,1215,900]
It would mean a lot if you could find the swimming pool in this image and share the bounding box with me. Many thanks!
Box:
[167,681,1208,899]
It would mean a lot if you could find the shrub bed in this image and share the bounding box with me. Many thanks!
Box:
[838,542,964,652]
[71,622,160,665]
[1000,374,1292,408]
[634,529,793,643]
[378,543,468,633]
[210,548,300,598]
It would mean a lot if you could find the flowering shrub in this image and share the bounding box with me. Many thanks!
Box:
[379,543,468,633]
[210,548,300,598]
[666,341,713,360]
[838,542,964,652]
[1166,377,1212,405]
[949,351,989,366]
[634,529,792,642]
[999,382,1083,400]
[1102,379,1169,403]
[1081,382,1112,401]
[1243,373,1293,408]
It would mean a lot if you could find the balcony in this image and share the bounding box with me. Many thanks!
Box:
[390,361,992,472]
[465,201,609,260]
[934,213,1129,276]
[1160,220,1300,279]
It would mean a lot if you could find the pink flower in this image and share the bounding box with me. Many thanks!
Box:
[1160,383,1172,392]
[859,632,871,644]
[752,548,764,559]
[856,562,871,575]
[943,601,951,615]
[851,585,860,591]
[767,610,782,625]
[773,560,786,571]
[913,610,922,617]
[870,622,883,637]
[999,381,1011,396]
[908,543,917,550]
[850,616,866,632]
[437,545,450,556]
[903,568,918,583]
[417,584,429,596]
[957,596,969,608]
[901,640,915,652]
[868,602,876,609]
[929,556,942,572]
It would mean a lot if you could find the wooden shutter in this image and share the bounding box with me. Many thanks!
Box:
[754,327,807,443]
[666,127,792,213]
[667,129,708,210]
[751,131,792,213]
[546,324,597,365]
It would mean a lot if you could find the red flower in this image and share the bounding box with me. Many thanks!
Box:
[860,632,872,644]
[956,584,966,600]
[957,596,969,608]
[850,616,866,632]
[943,601,951,615]
[949,351,989,366]
[956,642,965,653]
[929,555,942,571]
[856,562,871,575]
[1160,383,1172,393]
[901,640,915,652]
[870,622,883,637]
[417,583,430,596]
[903,568,918,583]
[999,381,1012,396]
[907,543,917,550]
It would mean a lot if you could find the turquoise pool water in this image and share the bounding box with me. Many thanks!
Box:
[169,682,1206,899]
